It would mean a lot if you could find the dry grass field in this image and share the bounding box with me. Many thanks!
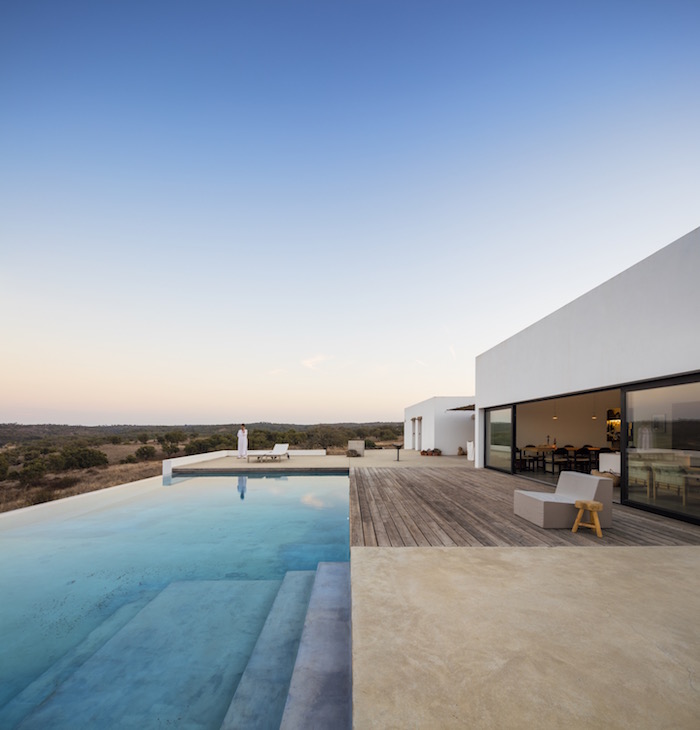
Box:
[0,442,163,513]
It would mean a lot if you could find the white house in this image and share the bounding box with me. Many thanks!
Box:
[404,396,475,456]
[474,226,700,524]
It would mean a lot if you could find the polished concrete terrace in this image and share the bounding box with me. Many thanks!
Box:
[351,545,700,729]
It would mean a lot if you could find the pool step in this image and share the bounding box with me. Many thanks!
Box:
[0,592,157,730]
[17,580,281,730]
[220,571,316,729]
[280,561,352,729]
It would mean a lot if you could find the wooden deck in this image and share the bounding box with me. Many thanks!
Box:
[350,466,700,547]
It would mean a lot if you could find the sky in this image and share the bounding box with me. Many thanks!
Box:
[1,0,699,426]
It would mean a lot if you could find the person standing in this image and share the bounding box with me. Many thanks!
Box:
[237,424,248,458]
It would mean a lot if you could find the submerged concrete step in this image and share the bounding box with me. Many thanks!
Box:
[280,562,352,730]
[220,571,316,730]
[18,579,281,730]
[1,592,157,730]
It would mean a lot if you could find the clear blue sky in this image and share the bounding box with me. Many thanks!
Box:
[1,0,698,425]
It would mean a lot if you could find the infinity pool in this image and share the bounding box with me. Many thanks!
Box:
[0,472,350,729]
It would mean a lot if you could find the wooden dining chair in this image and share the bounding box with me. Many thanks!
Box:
[573,447,592,473]
[546,447,569,474]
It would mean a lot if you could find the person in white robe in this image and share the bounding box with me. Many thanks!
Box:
[237,424,248,458]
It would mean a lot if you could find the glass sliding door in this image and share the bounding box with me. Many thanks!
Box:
[624,377,700,523]
[485,407,513,472]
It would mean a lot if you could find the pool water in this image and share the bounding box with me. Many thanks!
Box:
[0,472,349,729]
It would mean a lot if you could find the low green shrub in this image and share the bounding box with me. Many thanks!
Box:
[135,445,156,461]
[61,447,109,469]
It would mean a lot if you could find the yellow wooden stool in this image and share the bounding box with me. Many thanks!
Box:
[572,499,603,538]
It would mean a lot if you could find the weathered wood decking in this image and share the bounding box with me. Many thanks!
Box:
[350,466,700,547]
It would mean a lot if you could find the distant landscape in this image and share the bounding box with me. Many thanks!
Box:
[0,422,403,513]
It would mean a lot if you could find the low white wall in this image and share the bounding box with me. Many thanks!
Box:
[163,450,233,478]
[163,449,327,477]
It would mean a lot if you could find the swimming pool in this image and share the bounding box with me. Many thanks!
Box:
[0,472,350,729]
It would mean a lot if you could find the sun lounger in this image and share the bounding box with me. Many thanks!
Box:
[247,444,290,463]
[513,471,613,528]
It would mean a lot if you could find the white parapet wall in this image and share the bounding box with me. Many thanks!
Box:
[162,449,327,478]
[163,450,233,478]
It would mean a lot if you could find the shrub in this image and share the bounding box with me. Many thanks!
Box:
[164,430,186,444]
[19,459,47,486]
[184,435,235,455]
[161,443,179,456]
[46,453,66,472]
[184,440,211,455]
[135,445,156,461]
[249,431,274,450]
[61,447,109,469]
[0,454,9,481]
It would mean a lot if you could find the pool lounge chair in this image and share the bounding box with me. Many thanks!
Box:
[248,443,290,462]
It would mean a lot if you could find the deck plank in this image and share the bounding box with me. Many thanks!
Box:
[353,470,378,547]
[379,469,455,547]
[348,468,364,547]
[372,473,418,547]
[378,471,432,547]
[351,466,700,548]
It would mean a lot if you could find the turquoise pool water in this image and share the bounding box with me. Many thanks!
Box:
[0,472,349,728]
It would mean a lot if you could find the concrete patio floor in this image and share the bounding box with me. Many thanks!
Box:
[351,545,700,729]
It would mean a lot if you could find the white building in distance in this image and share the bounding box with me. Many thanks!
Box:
[404,396,475,456]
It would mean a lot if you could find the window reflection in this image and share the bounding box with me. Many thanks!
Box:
[486,408,512,471]
[626,380,700,519]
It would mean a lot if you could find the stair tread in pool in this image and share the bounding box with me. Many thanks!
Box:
[220,570,316,730]
[17,579,281,730]
[280,562,352,730]
[1,593,157,730]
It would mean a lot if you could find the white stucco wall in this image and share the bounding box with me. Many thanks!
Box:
[404,396,475,455]
[474,227,700,467]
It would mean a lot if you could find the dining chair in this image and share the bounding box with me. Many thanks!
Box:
[523,444,540,471]
[573,447,592,473]
[546,447,569,474]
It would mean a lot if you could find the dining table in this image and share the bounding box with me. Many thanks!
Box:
[522,445,554,471]
[521,445,602,472]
